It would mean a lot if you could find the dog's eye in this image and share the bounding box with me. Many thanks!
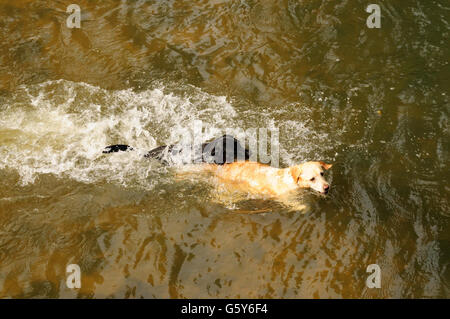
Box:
[310,177,315,181]
[320,172,324,176]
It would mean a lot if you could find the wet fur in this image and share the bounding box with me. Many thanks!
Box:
[200,161,332,211]
[103,136,332,211]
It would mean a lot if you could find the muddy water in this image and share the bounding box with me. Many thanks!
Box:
[0,0,449,298]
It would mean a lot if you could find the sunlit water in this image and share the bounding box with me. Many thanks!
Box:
[0,0,448,298]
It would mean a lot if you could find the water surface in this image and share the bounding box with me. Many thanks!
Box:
[0,0,449,298]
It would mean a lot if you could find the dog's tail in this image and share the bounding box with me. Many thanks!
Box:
[102,144,134,154]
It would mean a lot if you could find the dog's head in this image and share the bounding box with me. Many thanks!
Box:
[290,161,332,194]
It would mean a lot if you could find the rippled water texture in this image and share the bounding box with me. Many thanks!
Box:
[0,0,449,298]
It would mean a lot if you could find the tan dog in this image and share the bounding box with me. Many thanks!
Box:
[197,160,332,211]
[104,137,332,211]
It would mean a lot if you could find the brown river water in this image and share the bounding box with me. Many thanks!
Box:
[0,0,449,298]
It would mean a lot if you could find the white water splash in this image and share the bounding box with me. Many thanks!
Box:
[0,80,237,188]
[0,80,332,189]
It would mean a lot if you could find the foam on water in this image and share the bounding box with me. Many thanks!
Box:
[0,80,238,188]
[0,80,333,189]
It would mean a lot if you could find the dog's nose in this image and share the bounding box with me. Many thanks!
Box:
[324,185,329,193]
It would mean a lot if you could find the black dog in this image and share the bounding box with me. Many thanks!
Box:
[103,135,250,165]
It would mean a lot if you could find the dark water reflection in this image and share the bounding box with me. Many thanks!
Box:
[0,0,449,298]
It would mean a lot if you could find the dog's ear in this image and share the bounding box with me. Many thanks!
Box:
[290,166,302,183]
[319,161,333,170]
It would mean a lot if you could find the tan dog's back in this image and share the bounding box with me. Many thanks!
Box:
[180,160,332,212]
[207,162,297,197]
